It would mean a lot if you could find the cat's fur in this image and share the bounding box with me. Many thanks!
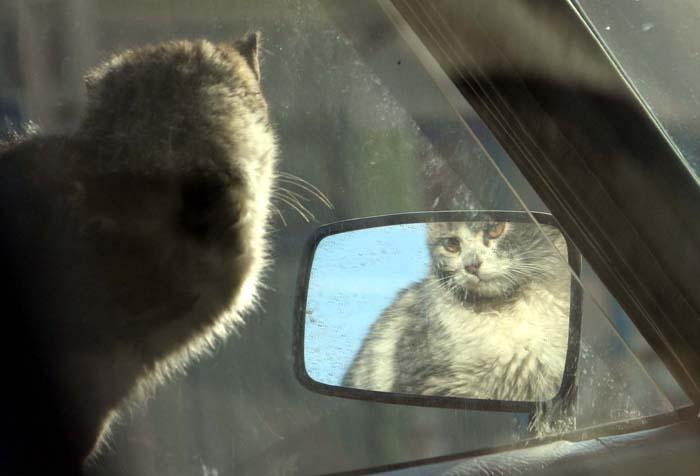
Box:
[0,34,276,473]
[344,219,570,402]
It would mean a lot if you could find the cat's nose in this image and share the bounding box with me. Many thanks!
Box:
[465,260,482,275]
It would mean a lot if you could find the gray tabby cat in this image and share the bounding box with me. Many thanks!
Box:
[344,219,570,402]
[0,34,276,472]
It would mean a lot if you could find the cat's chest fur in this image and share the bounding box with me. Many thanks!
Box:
[427,281,570,400]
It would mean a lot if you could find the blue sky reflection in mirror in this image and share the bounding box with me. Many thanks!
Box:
[305,223,429,385]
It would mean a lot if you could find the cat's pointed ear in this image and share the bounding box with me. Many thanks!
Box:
[83,65,108,101]
[83,72,99,98]
[234,31,261,81]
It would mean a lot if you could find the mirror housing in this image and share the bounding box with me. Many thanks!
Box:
[294,211,581,414]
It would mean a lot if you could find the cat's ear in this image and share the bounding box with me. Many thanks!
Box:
[83,72,99,99]
[234,31,261,81]
[83,65,108,102]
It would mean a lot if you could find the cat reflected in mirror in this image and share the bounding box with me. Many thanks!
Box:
[0,34,279,472]
[344,219,571,403]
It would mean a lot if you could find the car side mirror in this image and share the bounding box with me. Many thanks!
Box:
[294,211,582,415]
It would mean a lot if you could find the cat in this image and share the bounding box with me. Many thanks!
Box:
[343,218,571,402]
[0,33,276,473]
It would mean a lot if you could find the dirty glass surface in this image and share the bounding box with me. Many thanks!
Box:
[577,0,700,179]
[0,1,689,474]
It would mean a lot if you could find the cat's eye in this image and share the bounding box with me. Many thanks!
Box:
[442,237,461,253]
[486,222,506,239]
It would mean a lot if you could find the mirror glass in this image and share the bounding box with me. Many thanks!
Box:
[303,217,574,402]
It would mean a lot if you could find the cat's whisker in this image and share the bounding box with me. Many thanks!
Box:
[508,269,544,280]
[421,279,444,291]
[275,188,316,222]
[276,196,310,222]
[279,187,310,203]
[423,280,447,292]
[504,276,522,286]
[273,194,313,222]
[277,171,334,209]
[509,265,540,273]
[270,203,287,227]
[510,262,550,271]
[512,267,553,278]
[423,276,455,293]
[277,175,333,210]
[278,177,332,208]
[509,255,544,262]
[272,187,299,205]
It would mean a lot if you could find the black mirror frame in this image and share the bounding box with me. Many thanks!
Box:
[293,211,582,414]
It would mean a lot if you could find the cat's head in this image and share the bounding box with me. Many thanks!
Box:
[80,33,275,181]
[77,33,277,246]
[427,219,566,300]
[70,35,278,338]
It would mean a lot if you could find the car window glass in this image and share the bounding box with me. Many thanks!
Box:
[577,0,700,180]
[0,1,689,475]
